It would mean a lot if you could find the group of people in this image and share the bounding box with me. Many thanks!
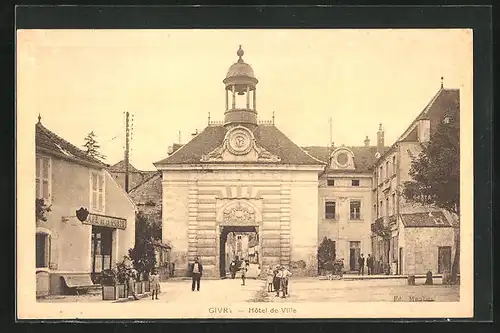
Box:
[266,265,292,298]
[357,254,374,275]
[125,268,161,301]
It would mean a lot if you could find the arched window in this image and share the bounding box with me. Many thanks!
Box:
[36,232,51,268]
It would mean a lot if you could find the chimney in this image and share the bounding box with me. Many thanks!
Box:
[364,136,370,147]
[377,123,384,152]
[191,129,198,140]
[167,146,174,155]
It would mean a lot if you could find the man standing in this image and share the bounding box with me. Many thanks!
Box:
[189,256,203,291]
[358,254,365,276]
[366,254,373,275]
[279,266,292,298]
[241,260,249,286]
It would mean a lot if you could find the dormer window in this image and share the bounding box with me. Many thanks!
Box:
[330,148,355,171]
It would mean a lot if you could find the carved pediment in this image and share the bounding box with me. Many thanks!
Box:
[201,125,280,163]
[222,202,256,225]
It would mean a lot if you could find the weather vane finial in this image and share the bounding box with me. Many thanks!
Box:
[37,114,41,123]
[237,45,244,62]
[441,76,444,88]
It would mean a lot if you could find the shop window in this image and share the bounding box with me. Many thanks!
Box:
[36,155,51,201]
[91,171,105,212]
[350,200,361,220]
[91,226,113,283]
[36,233,50,268]
[325,201,336,220]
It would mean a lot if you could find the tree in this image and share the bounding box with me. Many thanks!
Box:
[83,131,106,160]
[402,113,460,284]
[128,212,160,280]
[317,237,336,273]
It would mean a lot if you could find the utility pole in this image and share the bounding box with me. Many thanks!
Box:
[124,112,130,193]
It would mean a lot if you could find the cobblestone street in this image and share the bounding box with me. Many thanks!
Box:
[38,277,459,304]
[263,277,460,303]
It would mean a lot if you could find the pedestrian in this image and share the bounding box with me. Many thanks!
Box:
[358,254,365,276]
[266,266,274,292]
[189,256,203,291]
[149,269,160,300]
[366,254,373,275]
[273,265,281,297]
[241,260,249,286]
[127,269,139,300]
[279,266,292,298]
[229,259,237,279]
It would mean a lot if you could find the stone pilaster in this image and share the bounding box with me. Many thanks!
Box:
[280,184,291,265]
[187,185,198,263]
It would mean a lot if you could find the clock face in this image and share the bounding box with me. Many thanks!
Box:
[337,152,348,165]
[228,127,252,155]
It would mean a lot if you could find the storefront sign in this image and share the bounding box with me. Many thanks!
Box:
[76,207,127,230]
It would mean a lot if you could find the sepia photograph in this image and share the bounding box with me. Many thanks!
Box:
[16,28,474,319]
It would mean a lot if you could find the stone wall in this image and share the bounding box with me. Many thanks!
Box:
[403,227,456,275]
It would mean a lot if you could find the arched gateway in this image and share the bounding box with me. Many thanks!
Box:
[154,46,324,278]
[216,200,263,277]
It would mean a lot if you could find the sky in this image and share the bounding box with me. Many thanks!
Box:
[17,29,472,170]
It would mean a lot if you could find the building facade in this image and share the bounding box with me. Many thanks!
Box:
[154,46,324,278]
[35,120,136,297]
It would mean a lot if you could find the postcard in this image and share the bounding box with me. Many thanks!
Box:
[17,28,473,319]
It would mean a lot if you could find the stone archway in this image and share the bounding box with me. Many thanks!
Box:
[215,200,262,278]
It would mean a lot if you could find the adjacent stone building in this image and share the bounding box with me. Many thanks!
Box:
[35,119,136,296]
[370,86,460,275]
[304,141,389,273]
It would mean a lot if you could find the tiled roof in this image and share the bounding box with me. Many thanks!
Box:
[128,172,162,224]
[376,88,460,162]
[302,146,391,173]
[154,124,325,166]
[128,172,162,204]
[109,160,140,173]
[400,211,455,228]
[36,122,108,168]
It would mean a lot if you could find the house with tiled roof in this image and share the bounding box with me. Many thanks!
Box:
[153,46,325,278]
[370,83,460,276]
[35,118,136,297]
[108,159,157,192]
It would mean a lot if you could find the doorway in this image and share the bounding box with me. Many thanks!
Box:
[438,246,452,274]
[91,226,113,284]
[219,225,259,278]
[349,241,361,271]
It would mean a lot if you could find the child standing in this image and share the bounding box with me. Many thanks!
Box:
[267,266,274,292]
[149,269,160,300]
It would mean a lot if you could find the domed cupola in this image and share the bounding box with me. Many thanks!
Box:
[222,45,259,126]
